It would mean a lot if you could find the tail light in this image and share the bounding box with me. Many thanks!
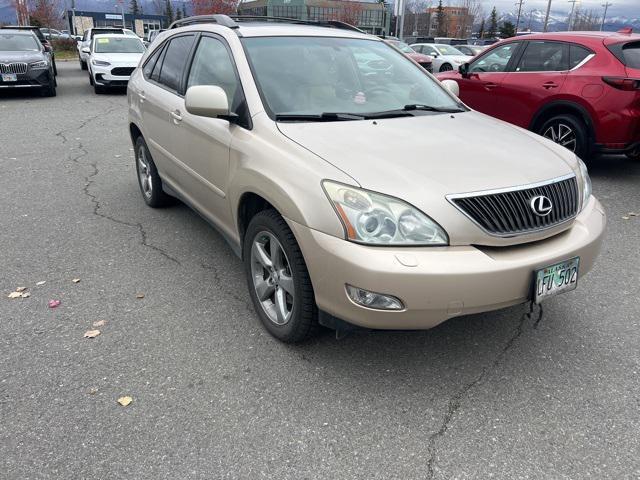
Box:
[602,76,640,91]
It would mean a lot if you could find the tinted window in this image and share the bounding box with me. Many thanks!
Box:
[470,43,520,73]
[569,44,592,69]
[187,36,241,111]
[516,41,568,72]
[622,41,640,68]
[157,35,195,91]
[143,45,163,78]
[421,45,439,56]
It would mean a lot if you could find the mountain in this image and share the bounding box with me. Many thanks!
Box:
[495,8,640,32]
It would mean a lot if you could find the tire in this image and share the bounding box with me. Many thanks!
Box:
[80,59,87,71]
[89,73,94,86]
[53,59,57,76]
[41,80,56,97]
[626,147,640,160]
[243,209,319,343]
[94,83,104,94]
[538,114,589,159]
[134,136,172,208]
[439,63,453,72]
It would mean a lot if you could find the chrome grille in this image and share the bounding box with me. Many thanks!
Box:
[448,175,579,236]
[0,62,28,74]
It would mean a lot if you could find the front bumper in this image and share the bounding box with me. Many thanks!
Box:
[288,197,606,330]
[0,69,52,89]
[92,65,136,87]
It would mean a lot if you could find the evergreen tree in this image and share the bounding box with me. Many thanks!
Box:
[175,6,182,20]
[130,0,140,15]
[477,17,485,39]
[182,3,187,18]
[435,0,447,37]
[488,7,498,38]
[165,0,174,23]
[499,20,516,38]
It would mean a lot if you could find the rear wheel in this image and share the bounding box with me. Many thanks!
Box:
[134,136,172,208]
[439,63,453,72]
[244,209,319,343]
[626,146,640,160]
[80,58,87,71]
[538,114,589,159]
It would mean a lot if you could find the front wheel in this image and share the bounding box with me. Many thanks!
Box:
[439,63,453,72]
[80,58,87,71]
[626,146,640,160]
[244,210,318,343]
[538,114,589,159]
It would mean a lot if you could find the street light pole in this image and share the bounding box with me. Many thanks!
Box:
[398,0,406,41]
[514,0,524,33]
[567,0,578,31]
[601,2,612,31]
[543,0,552,32]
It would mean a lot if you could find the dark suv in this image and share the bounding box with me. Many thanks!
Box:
[2,25,57,75]
[0,29,56,96]
[438,30,640,160]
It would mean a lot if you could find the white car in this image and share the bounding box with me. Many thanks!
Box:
[410,43,471,72]
[85,34,145,93]
[77,27,138,70]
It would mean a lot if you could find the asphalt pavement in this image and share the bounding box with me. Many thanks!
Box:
[1,62,639,479]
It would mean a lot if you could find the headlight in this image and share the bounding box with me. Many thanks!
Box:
[29,61,48,70]
[92,59,111,67]
[323,181,448,246]
[578,159,592,209]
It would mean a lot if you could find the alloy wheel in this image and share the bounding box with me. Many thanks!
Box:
[542,122,577,152]
[250,231,295,326]
[137,145,153,198]
[440,63,453,72]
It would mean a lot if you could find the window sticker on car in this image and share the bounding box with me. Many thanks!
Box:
[98,38,109,43]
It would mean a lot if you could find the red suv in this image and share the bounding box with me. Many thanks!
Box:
[437,30,640,160]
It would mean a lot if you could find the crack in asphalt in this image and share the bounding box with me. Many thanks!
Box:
[56,106,182,266]
[200,262,255,314]
[425,302,543,479]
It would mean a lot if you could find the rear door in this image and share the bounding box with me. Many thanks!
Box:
[455,41,522,118]
[497,40,570,127]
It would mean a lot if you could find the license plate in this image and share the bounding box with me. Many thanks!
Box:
[1,73,17,82]
[534,257,579,303]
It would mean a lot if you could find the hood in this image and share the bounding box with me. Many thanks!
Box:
[92,52,143,65]
[277,111,578,246]
[0,51,45,63]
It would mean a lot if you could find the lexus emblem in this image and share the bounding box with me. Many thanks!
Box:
[530,195,553,217]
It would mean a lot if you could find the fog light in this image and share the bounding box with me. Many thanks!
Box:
[345,284,404,310]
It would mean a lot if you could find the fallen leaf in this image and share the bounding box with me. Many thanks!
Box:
[93,320,107,327]
[114,154,122,158]
[88,387,98,395]
[136,293,145,299]
[20,292,31,298]
[84,329,101,338]
[72,278,81,283]
[15,286,27,292]
[117,396,133,406]
[8,292,22,299]
[629,212,638,217]
[36,281,46,286]
[48,299,61,308]
[622,216,630,220]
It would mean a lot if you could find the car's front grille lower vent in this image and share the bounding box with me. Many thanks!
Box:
[0,62,28,74]
[449,175,579,236]
[110,67,135,76]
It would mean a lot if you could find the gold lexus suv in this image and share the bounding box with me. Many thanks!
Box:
[127,15,606,342]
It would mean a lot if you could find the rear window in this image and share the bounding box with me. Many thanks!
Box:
[608,41,640,69]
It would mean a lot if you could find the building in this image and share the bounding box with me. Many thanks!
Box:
[66,10,168,38]
[426,6,473,39]
[238,0,392,36]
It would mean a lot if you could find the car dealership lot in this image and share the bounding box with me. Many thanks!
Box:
[1,63,639,478]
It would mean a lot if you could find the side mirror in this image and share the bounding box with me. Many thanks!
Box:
[82,47,90,54]
[185,85,230,119]
[458,62,470,77]
[441,79,460,97]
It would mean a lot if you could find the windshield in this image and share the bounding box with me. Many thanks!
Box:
[386,40,415,54]
[242,36,462,119]
[94,37,144,53]
[0,33,40,51]
[435,44,464,56]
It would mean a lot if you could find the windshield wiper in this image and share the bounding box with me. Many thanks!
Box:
[402,104,466,113]
[275,112,365,122]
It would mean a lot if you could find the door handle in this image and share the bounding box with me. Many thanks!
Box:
[483,82,498,90]
[543,82,558,89]
[171,110,182,124]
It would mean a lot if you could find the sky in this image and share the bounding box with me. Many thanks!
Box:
[485,0,638,18]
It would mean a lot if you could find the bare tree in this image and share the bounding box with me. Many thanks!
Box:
[572,8,601,31]
[456,0,482,39]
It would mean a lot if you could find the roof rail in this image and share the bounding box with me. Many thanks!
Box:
[231,15,365,33]
[169,14,239,30]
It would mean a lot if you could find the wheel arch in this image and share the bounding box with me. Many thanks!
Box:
[529,100,596,144]
[129,122,143,146]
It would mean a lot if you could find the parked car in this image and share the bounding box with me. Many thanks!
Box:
[40,28,70,40]
[77,27,137,70]
[437,30,640,160]
[0,29,56,96]
[85,34,145,93]
[383,39,433,72]
[145,29,166,45]
[127,15,605,343]
[455,44,486,56]
[2,25,57,75]
[410,43,471,72]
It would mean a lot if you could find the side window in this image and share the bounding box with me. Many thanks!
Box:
[150,45,165,82]
[186,36,241,111]
[143,45,163,79]
[423,45,438,56]
[569,44,592,69]
[157,35,195,92]
[470,42,520,73]
[413,45,423,53]
[516,41,569,72]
